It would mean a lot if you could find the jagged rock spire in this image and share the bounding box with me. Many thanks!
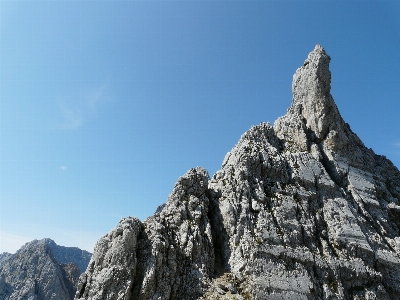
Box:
[292,44,344,140]
[291,44,340,141]
[293,44,331,98]
[275,45,358,154]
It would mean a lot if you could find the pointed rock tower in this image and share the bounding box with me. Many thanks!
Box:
[75,46,400,300]
[275,44,350,150]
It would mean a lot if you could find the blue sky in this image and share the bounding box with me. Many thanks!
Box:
[1,1,400,253]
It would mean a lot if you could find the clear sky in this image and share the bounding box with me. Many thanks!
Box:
[1,1,400,254]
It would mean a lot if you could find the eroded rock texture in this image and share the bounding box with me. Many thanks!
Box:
[76,45,400,300]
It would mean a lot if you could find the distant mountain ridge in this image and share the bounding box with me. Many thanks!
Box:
[32,238,91,273]
[75,45,400,300]
[0,239,91,300]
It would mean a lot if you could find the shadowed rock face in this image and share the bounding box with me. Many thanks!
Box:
[75,46,400,300]
[42,238,92,273]
[0,239,91,300]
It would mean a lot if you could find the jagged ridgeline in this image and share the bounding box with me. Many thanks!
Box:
[75,46,400,300]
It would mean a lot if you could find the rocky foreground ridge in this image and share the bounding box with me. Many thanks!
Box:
[75,45,400,300]
[0,239,91,300]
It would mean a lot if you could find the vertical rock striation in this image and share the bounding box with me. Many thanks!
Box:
[75,45,400,300]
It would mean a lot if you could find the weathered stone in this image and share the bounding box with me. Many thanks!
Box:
[75,217,142,300]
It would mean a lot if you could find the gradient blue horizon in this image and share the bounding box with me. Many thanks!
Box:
[1,1,400,253]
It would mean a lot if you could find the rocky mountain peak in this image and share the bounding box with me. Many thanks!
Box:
[75,46,400,300]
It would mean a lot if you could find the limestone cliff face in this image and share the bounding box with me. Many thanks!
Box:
[0,239,91,300]
[75,46,400,300]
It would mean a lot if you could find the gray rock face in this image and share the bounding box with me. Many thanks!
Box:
[75,45,400,300]
[75,217,143,299]
[0,239,91,300]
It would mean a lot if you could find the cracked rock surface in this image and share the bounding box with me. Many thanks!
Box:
[76,45,400,300]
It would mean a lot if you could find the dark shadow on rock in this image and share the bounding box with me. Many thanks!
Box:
[130,225,150,299]
[207,188,231,276]
[60,262,81,299]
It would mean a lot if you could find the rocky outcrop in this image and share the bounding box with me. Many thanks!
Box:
[0,239,91,300]
[75,45,400,300]
[75,217,143,299]
[76,167,215,300]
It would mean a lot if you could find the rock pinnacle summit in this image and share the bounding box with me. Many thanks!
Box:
[75,46,400,300]
[275,44,353,153]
